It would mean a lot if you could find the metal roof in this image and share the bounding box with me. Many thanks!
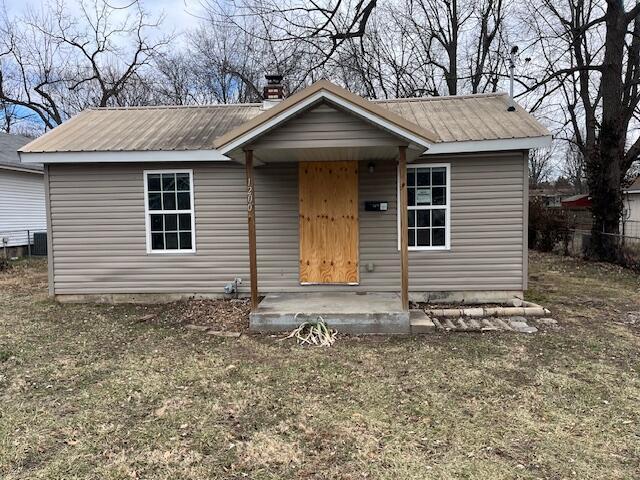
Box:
[0,132,41,171]
[377,93,549,143]
[19,87,550,154]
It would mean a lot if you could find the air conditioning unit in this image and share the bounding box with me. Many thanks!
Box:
[32,232,48,256]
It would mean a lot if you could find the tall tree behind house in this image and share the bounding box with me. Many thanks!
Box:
[521,0,640,260]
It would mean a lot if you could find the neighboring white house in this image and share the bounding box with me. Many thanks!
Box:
[623,177,640,237]
[0,132,46,248]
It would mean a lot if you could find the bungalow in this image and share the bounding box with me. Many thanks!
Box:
[0,132,46,255]
[18,78,551,332]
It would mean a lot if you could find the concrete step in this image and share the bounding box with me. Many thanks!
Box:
[250,311,410,334]
[249,293,411,334]
[409,310,435,334]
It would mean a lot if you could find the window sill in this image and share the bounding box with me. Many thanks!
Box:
[401,246,451,252]
[146,250,197,256]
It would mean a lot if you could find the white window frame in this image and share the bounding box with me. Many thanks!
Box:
[397,162,451,251]
[144,169,196,254]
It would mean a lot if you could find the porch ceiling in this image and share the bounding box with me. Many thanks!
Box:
[248,145,422,163]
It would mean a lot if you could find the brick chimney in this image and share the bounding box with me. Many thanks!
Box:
[262,74,284,109]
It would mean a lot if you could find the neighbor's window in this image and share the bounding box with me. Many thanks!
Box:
[145,170,195,253]
[405,164,450,249]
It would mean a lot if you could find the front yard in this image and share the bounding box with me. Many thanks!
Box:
[1,252,639,479]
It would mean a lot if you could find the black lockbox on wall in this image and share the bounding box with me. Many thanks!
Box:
[364,201,388,212]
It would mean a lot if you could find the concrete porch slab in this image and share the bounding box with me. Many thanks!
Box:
[249,292,410,334]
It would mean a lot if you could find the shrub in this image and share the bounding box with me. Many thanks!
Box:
[529,198,573,252]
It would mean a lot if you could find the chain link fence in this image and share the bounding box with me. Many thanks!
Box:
[564,221,640,265]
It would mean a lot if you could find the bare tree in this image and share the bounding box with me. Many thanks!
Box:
[398,0,471,95]
[188,23,264,103]
[151,53,198,105]
[468,0,509,94]
[199,0,512,98]
[0,0,171,131]
[1,100,24,133]
[521,0,640,260]
[562,141,587,194]
[196,0,380,89]
[529,147,555,187]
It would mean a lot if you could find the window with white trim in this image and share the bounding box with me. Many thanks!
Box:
[144,170,195,253]
[404,164,450,250]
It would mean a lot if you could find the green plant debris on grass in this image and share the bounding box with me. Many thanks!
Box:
[0,253,639,479]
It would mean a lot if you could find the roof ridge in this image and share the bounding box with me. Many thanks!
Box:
[373,92,508,103]
[90,103,263,111]
[88,92,507,111]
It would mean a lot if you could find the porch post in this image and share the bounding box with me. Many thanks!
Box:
[245,149,259,311]
[399,146,409,311]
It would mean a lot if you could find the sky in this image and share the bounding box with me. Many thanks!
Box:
[5,0,203,42]
[135,0,203,37]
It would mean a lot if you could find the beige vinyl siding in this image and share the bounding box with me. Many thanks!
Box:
[48,152,526,295]
[409,153,526,290]
[49,162,249,294]
[261,153,526,292]
[249,103,402,150]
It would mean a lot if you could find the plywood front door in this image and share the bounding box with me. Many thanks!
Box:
[299,161,359,284]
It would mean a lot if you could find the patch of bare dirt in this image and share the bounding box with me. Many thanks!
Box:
[153,298,251,332]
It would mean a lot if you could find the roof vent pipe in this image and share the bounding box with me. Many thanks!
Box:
[262,74,285,110]
[507,46,518,112]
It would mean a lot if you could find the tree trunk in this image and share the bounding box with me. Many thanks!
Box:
[587,146,623,261]
[586,1,628,262]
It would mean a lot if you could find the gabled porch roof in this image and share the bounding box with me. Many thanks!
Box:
[214,80,437,162]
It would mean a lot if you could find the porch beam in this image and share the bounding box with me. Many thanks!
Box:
[399,146,409,311]
[245,149,259,310]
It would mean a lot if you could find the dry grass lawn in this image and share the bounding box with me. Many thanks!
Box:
[1,252,639,479]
